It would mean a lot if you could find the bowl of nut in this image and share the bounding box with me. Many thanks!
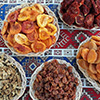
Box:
[0,52,26,100]
[76,36,100,91]
[29,59,82,100]
[1,3,60,56]
[58,0,100,29]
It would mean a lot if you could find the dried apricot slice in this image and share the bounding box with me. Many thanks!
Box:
[14,33,30,45]
[45,24,57,35]
[51,35,56,44]
[76,47,84,59]
[1,21,8,35]
[89,41,97,50]
[13,43,32,54]
[39,28,50,40]
[87,49,97,63]
[89,64,97,74]
[78,59,89,69]
[47,15,54,23]
[96,72,100,80]
[91,39,100,46]
[7,34,15,46]
[81,48,89,60]
[81,41,90,48]
[37,14,48,28]
[31,41,46,53]
[87,69,98,80]
[28,10,39,21]
[95,50,100,64]
[7,11,18,22]
[26,29,38,42]
[22,21,35,34]
[42,37,52,48]
[92,36,100,41]
[20,6,31,13]
[10,22,22,34]
[18,11,30,21]
[96,63,100,74]
[32,4,44,13]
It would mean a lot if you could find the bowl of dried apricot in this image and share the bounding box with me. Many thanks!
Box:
[76,36,100,91]
[0,52,26,100]
[58,0,100,29]
[1,3,60,56]
[29,59,82,100]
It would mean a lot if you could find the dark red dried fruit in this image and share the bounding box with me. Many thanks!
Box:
[61,0,74,7]
[84,14,94,28]
[67,1,80,17]
[95,15,100,27]
[75,13,84,26]
[62,13,75,25]
[84,0,92,9]
[80,4,89,16]
[60,5,68,14]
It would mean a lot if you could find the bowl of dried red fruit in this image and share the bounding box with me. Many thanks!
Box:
[0,52,26,100]
[29,59,82,100]
[76,36,100,91]
[58,0,100,29]
[1,3,60,56]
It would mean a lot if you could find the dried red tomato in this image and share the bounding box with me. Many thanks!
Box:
[95,15,100,27]
[80,4,89,16]
[62,13,75,25]
[76,0,84,6]
[67,1,80,17]
[84,0,92,9]
[84,14,94,28]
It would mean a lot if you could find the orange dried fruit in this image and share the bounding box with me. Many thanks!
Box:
[2,33,8,41]
[45,24,57,35]
[9,22,22,34]
[81,48,89,60]
[32,4,44,13]
[14,33,30,45]
[78,59,89,70]
[81,41,90,48]
[76,47,84,59]
[37,14,48,27]
[22,21,35,34]
[20,6,31,13]
[92,36,100,41]
[7,34,15,46]
[89,64,97,74]
[1,21,8,35]
[7,11,18,22]
[42,37,52,48]
[18,11,30,21]
[39,28,50,40]
[48,15,54,23]
[26,29,38,42]
[96,73,100,80]
[28,10,39,21]
[87,49,97,63]
[89,41,97,50]
[51,35,56,44]
[91,39,100,46]
[87,69,98,80]
[95,50,100,64]
[31,41,46,53]
[96,63,100,74]
[13,43,32,54]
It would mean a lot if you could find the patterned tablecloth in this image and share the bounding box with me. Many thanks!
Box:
[0,0,100,100]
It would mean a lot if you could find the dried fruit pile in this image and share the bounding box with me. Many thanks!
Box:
[77,36,100,82]
[0,54,22,100]
[1,4,57,54]
[60,0,100,29]
[33,60,79,100]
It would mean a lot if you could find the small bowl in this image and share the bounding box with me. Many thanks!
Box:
[29,59,82,100]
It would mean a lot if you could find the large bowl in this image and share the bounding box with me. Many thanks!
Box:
[29,59,82,100]
[0,52,26,100]
[58,0,100,30]
[76,37,100,91]
[2,3,60,56]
